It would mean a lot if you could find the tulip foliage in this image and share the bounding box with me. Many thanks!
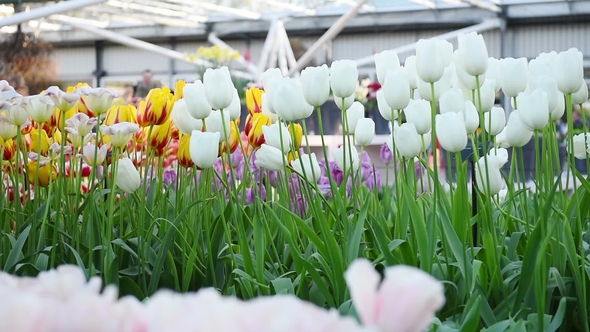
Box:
[0,34,589,332]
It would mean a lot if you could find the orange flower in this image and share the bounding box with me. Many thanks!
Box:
[220,121,240,155]
[148,119,171,150]
[178,135,194,168]
[246,87,263,115]
[104,104,138,126]
[174,80,186,101]
[144,87,175,126]
[245,112,271,149]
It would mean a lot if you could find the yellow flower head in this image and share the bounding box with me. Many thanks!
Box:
[47,105,77,132]
[29,127,51,156]
[27,161,58,187]
[144,87,175,126]
[220,121,240,155]
[104,104,138,126]
[174,80,186,101]
[245,113,271,149]
[288,123,303,151]
[246,87,264,115]
[1,137,16,161]
[178,134,194,168]
[148,118,171,150]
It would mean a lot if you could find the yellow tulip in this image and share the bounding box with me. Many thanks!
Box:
[27,161,57,187]
[174,80,186,101]
[29,128,51,156]
[136,100,150,128]
[178,134,194,168]
[47,106,77,132]
[67,83,95,117]
[246,87,263,115]
[245,113,271,149]
[288,123,303,151]
[104,104,138,126]
[220,121,240,155]
[148,119,171,150]
[1,137,16,161]
[144,87,175,126]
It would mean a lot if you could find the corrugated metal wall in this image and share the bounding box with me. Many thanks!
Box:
[53,22,589,85]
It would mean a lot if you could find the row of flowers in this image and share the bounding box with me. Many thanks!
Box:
[0,259,444,332]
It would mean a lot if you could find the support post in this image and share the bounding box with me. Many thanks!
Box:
[0,0,107,27]
[93,40,106,87]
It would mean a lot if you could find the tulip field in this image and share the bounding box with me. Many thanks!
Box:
[0,33,589,331]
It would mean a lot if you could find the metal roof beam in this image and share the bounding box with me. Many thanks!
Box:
[0,0,106,27]
[81,5,202,28]
[256,0,317,16]
[163,0,262,20]
[106,0,206,22]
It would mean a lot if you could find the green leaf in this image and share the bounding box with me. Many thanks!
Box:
[119,276,145,299]
[271,277,295,295]
[4,224,31,272]
[547,297,567,332]
[482,320,510,332]
[460,295,482,332]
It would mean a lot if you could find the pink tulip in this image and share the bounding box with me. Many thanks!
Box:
[345,258,445,332]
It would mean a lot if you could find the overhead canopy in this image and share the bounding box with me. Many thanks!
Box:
[0,0,588,36]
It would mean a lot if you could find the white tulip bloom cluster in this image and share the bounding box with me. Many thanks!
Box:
[0,259,445,332]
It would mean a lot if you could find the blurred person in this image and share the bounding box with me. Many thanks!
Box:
[134,69,161,98]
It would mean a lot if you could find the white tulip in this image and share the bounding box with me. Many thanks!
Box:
[505,111,533,147]
[183,81,212,119]
[355,118,375,147]
[439,87,465,114]
[417,65,453,101]
[552,48,584,94]
[570,133,590,159]
[527,75,559,112]
[115,157,141,194]
[501,58,529,98]
[376,90,396,121]
[262,122,291,154]
[404,99,432,135]
[436,112,467,153]
[272,78,313,122]
[203,66,235,110]
[516,89,549,131]
[100,122,140,148]
[334,144,360,173]
[260,68,283,114]
[436,39,454,68]
[23,95,54,124]
[330,60,358,98]
[550,91,565,121]
[255,144,287,171]
[0,115,17,140]
[335,94,355,111]
[374,50,400,84]
[404,55,418,89]
[572,80,589,105]
[484,106,506,136]
[472,79,496,113]
[190,130,220,169]
[170,99,203,135]
[343,102,365,134]
[5,98,29,127]
[463,100,480,134]
[416,39,445,83]
[495,128,511,148]
[474,155,503,196]
[261,93,279,123]
[392,122,422,158]
[486,58,503,92]
[300,64,331,107]
[458,32,489,77]
[528,54,553,78]
[292,153,321,183]
[382,68,411,110]
[204,110,231,143]
[44,86,80,112]
[227,88,242,121]
[453,51,484,91]
[487,148,509,168]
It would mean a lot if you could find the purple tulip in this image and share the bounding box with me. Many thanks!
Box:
[239,183,267,205]
[380,143,393,165]
[163,168,177,187]
[361,161,373,182]
[268,170,280,187]
[415,160,427,178]
[364,171,383,191]
[230,148,244,168]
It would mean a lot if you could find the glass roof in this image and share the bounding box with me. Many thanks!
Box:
[0,0,585,34]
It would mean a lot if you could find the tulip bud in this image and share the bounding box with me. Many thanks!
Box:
[404,55,418,89]
[505,111,533,147]
[272,78,313,122]
[382,68,411,110]
[330,60,358,98]
[23,95,54,124]
[261,93,279,123]
[292,153,321,183]
[29,127,51,156]
[380,142,393,165]
[148,119,171,150]
[1,138,16,161]
[190,130,220,169]
[488,147,509,168]
[475,155,503,195]
[244,112,269,148]
[220,121,240,155]
[44,86,80,112]
[177,135,194,168]
[436,112,468,153]
[301,64,331,107]
[404,99,431,135]
[472,79,496,113]
[81,144,109,167]
[528,75,559,112]
[417,65,453,102]
[463,100,479,134]
[550,91,565,121]
[104,104,138,126]
[255,144,287,171]
[262,122,291,154]
[572,80,589,105]
[183,81,213,120]
[334,144,360,173]
[453,51,485,91]
[552,48,584,94]
[439,87,465,114]
[205,110,231,143]
[77,87,117,115]
[529,52,555,77]
[115,157,141,194]
[260,68,283,114]
[246,87,263,114]
[484,106,506,136]
[170,99,203,136]
[144,87,175,126]
[569,133,590,159]
[486,58,503,92]
[226,88,242,121]
[355,118,375,147]
[343,102,365,134]
[27,161,57,187]
[0,115,18,140]
[392,122,423,158]
[516,89,549,131]
[501,57,529,97]
[5,99,29,127]
[416,39,444,83]
[335,94,355,112]
[288,123,303,151]
[374,50,400,85]
[204,66,235,110]
[458,32,489,77]
[174,79,186,101]
[101,122,140,148]
[136,100,150,127]
[376,90,396,122]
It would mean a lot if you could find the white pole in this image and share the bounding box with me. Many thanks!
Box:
[0,0,107,27]
[277,21,298,73]
[257,20,279,78]
[354,18,502,67]
[287,0,369,76]
[52,17,254,80]
[208,33,259,75]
